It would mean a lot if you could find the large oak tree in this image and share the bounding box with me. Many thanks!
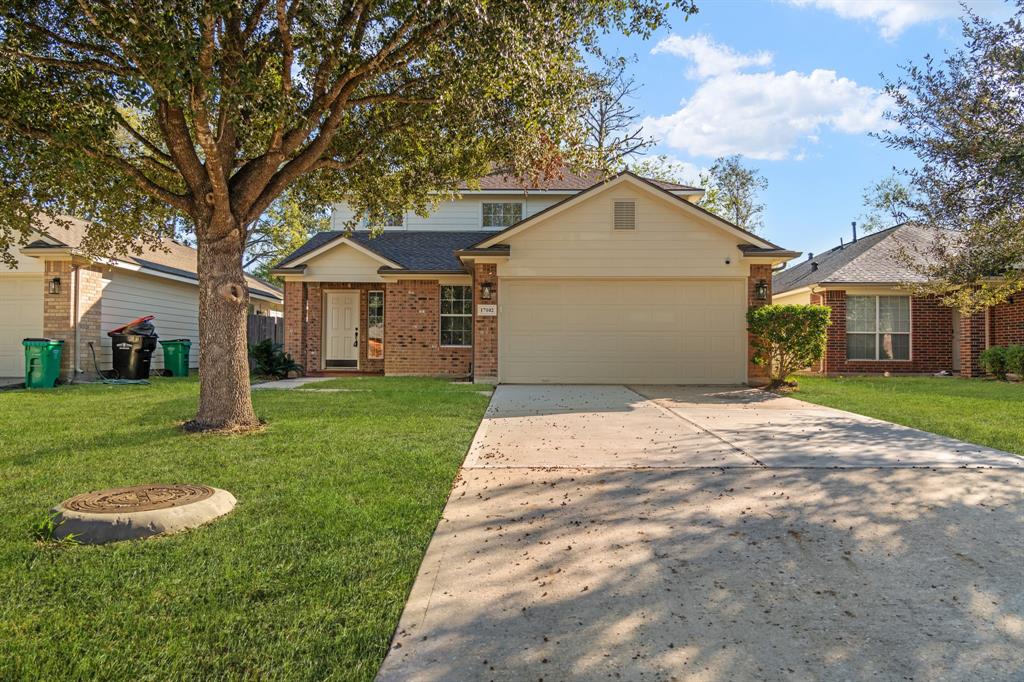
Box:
[0,0,695,430]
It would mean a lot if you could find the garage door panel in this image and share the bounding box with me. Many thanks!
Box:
[500,279,745,384]
[0,275,43,376]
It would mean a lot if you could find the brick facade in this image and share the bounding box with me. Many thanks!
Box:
[959,310,986,378]
[991,295,1024,346]
[472,263,498,381]
[746,264,772,385]
[284,278,474,377]
[41,259,104,379]
[384,280,473,376]
[819,291,955,375]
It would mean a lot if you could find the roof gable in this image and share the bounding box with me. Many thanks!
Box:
[473,171,781,250]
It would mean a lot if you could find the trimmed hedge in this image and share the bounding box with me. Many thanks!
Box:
[747,304,831,388]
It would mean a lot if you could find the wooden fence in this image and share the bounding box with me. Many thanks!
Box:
[247,314,284,346]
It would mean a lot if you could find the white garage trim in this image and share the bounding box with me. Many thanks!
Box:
[499,278,748,385]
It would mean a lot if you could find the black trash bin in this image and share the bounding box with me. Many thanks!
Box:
[110,333,158,379]
[108,318,159,380]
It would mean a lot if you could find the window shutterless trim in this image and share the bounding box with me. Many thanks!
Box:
[439,284,473,347]
[481,201,524,230]
[845,295,912,361]
[367,289,385,359]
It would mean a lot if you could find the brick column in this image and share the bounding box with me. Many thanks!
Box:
[746,264,772,385]
[283,281,306,367]
[41,259,104,379]
[959,310,986,377]
[472,263,498,382]
[823,290,847,375]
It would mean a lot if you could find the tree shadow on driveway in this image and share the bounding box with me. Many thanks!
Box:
[378,466,1024,681]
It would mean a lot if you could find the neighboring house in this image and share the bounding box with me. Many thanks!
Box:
[272,169,798,385]
[0,215,283,380]
[773,223,1024,377]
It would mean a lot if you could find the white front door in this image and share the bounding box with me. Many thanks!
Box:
[324,291,359,369]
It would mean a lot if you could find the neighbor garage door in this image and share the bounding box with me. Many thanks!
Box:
[499,279,747,384]
[0,275,43,377]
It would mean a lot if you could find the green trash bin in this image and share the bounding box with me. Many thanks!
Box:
[159,339,192,377]
[23,338,64,389]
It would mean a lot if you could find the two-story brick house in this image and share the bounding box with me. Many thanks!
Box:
[273,168,798,384]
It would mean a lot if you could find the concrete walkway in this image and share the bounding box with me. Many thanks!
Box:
[250,376,334,390]
[378,385,1024,681]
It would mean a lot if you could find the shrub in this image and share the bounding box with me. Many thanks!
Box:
[1006,345,1024,378]
[250,339,303,379]
[747,304,831,389]
[979,346,1010,379]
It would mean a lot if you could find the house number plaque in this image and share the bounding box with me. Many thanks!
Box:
[477,304,497,316]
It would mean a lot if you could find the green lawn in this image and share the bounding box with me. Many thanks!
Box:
[793,375,1024,455]
[0,376,490,680]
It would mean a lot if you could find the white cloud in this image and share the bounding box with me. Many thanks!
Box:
[785,0,968,39]
[652,34,773,79]
[645,34,891,160]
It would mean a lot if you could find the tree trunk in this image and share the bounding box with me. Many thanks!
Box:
[186,213,261,432]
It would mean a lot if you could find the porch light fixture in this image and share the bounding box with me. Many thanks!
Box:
[48,277,61,295]
[754,279,769,301]
[481,282,493,300]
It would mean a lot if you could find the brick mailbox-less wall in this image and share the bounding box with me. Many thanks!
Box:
[383,280,473,377]
[42,259,104,378]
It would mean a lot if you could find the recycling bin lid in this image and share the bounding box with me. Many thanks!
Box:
[23,338,64,344]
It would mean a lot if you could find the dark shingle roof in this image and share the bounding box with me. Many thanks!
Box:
[773,223,954,293]
[459,166,701,193]
[278,231,485,272]
[29,214,282,300]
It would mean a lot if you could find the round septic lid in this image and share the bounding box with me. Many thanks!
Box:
[63,484,215,513]
[53,484,235,544]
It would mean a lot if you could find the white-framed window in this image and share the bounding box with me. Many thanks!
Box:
[368,290,384,359]
[846,295,911,360]
[613,200,636,230]
[440,285,473,347]
[481,202,523,229]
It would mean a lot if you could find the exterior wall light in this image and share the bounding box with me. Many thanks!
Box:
[755,279,769,301]
[48,277,61,295]
[481,282,493,300]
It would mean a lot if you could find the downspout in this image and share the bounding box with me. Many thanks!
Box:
[72,264,81,382]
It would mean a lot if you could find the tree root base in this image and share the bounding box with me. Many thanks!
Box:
[181,418,266,434]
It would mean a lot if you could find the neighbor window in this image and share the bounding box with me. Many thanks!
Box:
[846,295,910,360]
[440,285,472,347]
[482,202,523,229]
[368,291,384,359]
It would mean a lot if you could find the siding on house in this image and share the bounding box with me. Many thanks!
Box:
[498,184,748,279]
[99,270,201,370]
[300,243,387,282]
[330,194,566,232]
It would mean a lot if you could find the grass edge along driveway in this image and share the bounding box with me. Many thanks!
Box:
[792,375,1024,456]
[0,376,490,681]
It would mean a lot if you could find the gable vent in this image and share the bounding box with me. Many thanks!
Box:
[613,200,636,230]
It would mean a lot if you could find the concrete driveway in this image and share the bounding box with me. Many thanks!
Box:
[378,385,1024,681]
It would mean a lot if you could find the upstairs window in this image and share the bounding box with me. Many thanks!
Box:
[847,295,910,360]
[482,202,523,229]
[613,200,636,230]
[440,285,473,347]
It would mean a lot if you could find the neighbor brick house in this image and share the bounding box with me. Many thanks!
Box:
[773,223,1024,377]
[273,169,798,385]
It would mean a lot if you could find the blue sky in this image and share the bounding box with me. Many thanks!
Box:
[599,0,1008,258]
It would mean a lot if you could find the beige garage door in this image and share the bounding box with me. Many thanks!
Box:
[0,275,43,377]
[500,279,747,384]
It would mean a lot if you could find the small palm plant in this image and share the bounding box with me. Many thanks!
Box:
[249,340,304,379]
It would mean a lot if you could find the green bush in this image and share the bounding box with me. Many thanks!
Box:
[747,304,831,388]
[1006,345,1024,377]
[983,344,1024,379]
[980,346,1010,379]
[250,339,303,379]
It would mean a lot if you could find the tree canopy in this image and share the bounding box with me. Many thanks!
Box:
[879,1,1024,310]
[0,0,696,429]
